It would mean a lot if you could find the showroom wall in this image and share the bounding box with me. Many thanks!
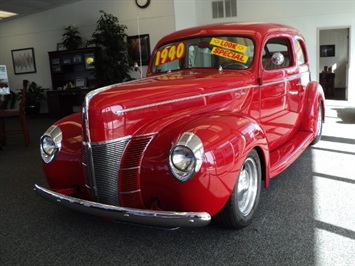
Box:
[175,0,355,102]
[1,0,354,103]
[0,0,176,93]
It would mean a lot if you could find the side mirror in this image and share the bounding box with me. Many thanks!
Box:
[271,52,285,66]
[260,52,285,85]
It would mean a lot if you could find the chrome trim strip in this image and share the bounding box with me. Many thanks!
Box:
[83,132,157,146]
[115,85,254,114]
[119,190,141,195]
[34,184,211,228]
[261,73,305,87]
[121,166,140,171]
[82,141,98,200]
[83,136,131,147]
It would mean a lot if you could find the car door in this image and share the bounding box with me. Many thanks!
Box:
[259,35,303,151]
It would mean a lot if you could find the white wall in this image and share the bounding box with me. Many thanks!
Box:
[1,0,354,104]
[174,0,355,103]
[0,0,176,93]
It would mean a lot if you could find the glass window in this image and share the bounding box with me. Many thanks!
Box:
[151,36,254,74]
[262,37,292,70]
[295,39,306,65]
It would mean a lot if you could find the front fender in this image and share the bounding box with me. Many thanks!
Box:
[140,113,268,216]
[41,113,88,198]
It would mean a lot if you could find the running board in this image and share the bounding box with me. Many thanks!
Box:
[269,131,314,178]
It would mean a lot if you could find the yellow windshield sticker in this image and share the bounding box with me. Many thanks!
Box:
[154,42,185,66]
[157,75,184,81]
[211,47,249,63]
[210,38,248,54]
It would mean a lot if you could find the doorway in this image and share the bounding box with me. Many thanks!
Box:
[318,28,349,100]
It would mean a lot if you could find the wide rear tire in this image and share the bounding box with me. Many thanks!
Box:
[214,149,261,228]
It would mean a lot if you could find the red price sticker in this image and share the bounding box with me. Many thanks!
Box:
[154,42,186,66]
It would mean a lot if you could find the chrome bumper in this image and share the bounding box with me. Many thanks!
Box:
[34,184,211,228]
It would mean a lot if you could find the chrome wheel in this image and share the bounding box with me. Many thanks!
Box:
[237,157,258,216]
[316,105,322,136]
[214,149,261,228]
[311,104,323,145]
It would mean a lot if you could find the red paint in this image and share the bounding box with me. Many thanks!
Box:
[40,23,324,217]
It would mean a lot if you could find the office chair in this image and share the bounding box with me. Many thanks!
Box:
[0,80,30,147]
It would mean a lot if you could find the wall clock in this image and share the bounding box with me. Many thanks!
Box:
[135,0,151,8]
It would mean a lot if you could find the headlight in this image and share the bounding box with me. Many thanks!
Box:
[40,125,62,163]
[169,132,204,182]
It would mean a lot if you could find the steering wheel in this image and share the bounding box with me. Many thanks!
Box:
[222,62,248,69]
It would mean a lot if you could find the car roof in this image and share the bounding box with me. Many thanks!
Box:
[156,22,303,47]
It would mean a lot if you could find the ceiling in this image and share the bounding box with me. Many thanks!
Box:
[0,0,81,22]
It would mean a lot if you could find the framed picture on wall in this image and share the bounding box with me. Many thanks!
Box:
[320,45,335,57]
[11,48,37,75]
[73,54,82,64]
[57,43,66,51]
[75,77,87,88]
[127,34,151,65]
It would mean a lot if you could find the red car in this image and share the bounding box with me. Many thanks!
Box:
[35,22,324,229]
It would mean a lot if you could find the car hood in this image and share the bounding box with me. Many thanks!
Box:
[85,70,254,142]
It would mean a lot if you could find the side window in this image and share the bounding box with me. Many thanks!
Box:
[294,39,307,65]
[262,37,292,70]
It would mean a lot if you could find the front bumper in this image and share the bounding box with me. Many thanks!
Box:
[34,184,211,228]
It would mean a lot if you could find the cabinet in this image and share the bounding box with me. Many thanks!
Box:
[48,48,98,90]
[47,48,98,118]
[319,72,335,97]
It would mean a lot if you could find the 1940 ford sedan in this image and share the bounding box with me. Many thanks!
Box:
[34,23,324,229]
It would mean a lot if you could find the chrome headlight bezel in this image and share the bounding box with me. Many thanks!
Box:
[169,132,204,182]
[40,125,62,163]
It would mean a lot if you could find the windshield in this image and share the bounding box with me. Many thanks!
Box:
[151,36,254,74]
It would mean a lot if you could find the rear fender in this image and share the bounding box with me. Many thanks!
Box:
[301,81,325,134]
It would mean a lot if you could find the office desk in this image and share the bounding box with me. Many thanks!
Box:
[47,88,92,118]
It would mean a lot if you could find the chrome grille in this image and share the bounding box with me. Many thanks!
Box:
[119,137,153,208]
[83,137,130,205]
[82,134,154,207]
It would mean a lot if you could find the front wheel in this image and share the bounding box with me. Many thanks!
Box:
[214,149,261,228]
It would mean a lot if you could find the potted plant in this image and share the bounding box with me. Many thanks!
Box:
[62,25,83,50]
[90,10,131,87]
[18,80,46,116]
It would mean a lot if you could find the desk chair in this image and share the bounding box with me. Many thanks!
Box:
[0,80,30,147]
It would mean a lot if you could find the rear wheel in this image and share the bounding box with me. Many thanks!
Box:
[311,103,323,145]
[214,149,261,228]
